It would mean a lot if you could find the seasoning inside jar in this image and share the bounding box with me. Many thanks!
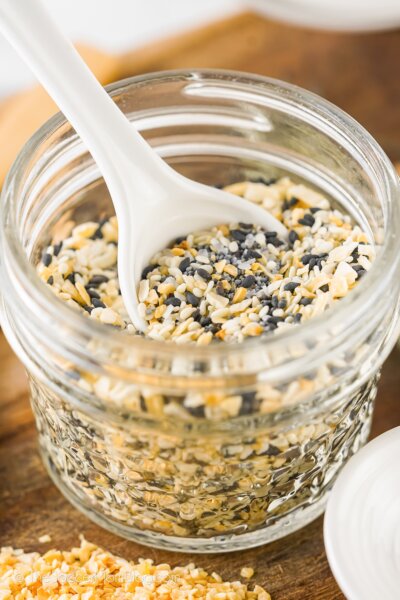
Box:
[37,176,374,344]
[31,175,379,544]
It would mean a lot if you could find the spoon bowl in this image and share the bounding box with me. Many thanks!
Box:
[118,164,288,328]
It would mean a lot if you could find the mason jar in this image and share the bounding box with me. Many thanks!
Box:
[1,70,399,553]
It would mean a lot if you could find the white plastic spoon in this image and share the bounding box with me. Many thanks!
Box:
[0,0,287,331]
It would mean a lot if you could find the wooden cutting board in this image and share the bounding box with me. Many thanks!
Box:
[1,11,400,599]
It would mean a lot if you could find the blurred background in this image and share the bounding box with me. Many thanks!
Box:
[0,0,243,97]
[0,0,399,185]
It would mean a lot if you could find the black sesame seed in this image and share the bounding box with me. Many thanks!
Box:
[300,297,313,306]
[309,258,317,270]
[268,237,284,247]
[186,292,200,307]
[241,275,256,288]
[200,316,212,327]
[192,309,201,321]
[164,296,181,307]
[92,298,106,308]
[301,254,315,265]
[298,213,315,227]
[271,295,279,308]
[179,257,191,272]
[245,249,262,259]
[310,207,322,214]
[196,268,212,281]
[90,217,108,243]
[187,405,206,418]
[278,299,287,309]
[231,229,247,242]
[53,241,63,256]
[206,324,219,334]
[284,281,300,292]
[86,288,100,300]
[42,253,52,267]
[141,265,154,279]
[83,305,93,313]
[250,176,277,185]
[319,284,329,293]
[174,235,186,245]
[268,316,283,325]
[90,226,104,240]
[238,222,253,230]
[265,231,278,239]
[284,197,298,210]
[66,273,76,284]
[288,230,299,245]
[47,276,54,285]
[294,313,302,323]
[89,275,109,286]
[239,391,256,416]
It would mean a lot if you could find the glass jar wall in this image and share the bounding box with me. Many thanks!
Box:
[1,71,399,552]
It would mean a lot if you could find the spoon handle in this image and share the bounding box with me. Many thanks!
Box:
[0,0,168,210]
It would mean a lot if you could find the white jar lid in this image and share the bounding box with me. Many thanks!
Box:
[324,427,400,600]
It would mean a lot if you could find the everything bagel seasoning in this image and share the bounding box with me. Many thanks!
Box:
[32,176,378,543]
[37,177,374,344]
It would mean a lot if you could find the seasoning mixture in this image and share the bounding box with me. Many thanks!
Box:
[32,176,376,544]
[37,177,374,344]
[0,538,270,599]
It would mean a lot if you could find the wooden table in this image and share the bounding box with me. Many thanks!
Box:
[1,12,400,599]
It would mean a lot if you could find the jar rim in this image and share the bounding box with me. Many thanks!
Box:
[1,68,400,367]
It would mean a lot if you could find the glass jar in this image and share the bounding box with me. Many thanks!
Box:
[1,70,399,553]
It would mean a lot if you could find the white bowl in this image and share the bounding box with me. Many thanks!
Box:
[324,427,400,600]
[248,0,400,31]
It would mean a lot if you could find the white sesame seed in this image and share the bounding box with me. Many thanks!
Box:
[180,306,195,321]
[358,255,372,270]
[138,279,150,302]
[100,308,119,324]
[138,303,147,318]
[206,291,229,309]
[229,241,239,252]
